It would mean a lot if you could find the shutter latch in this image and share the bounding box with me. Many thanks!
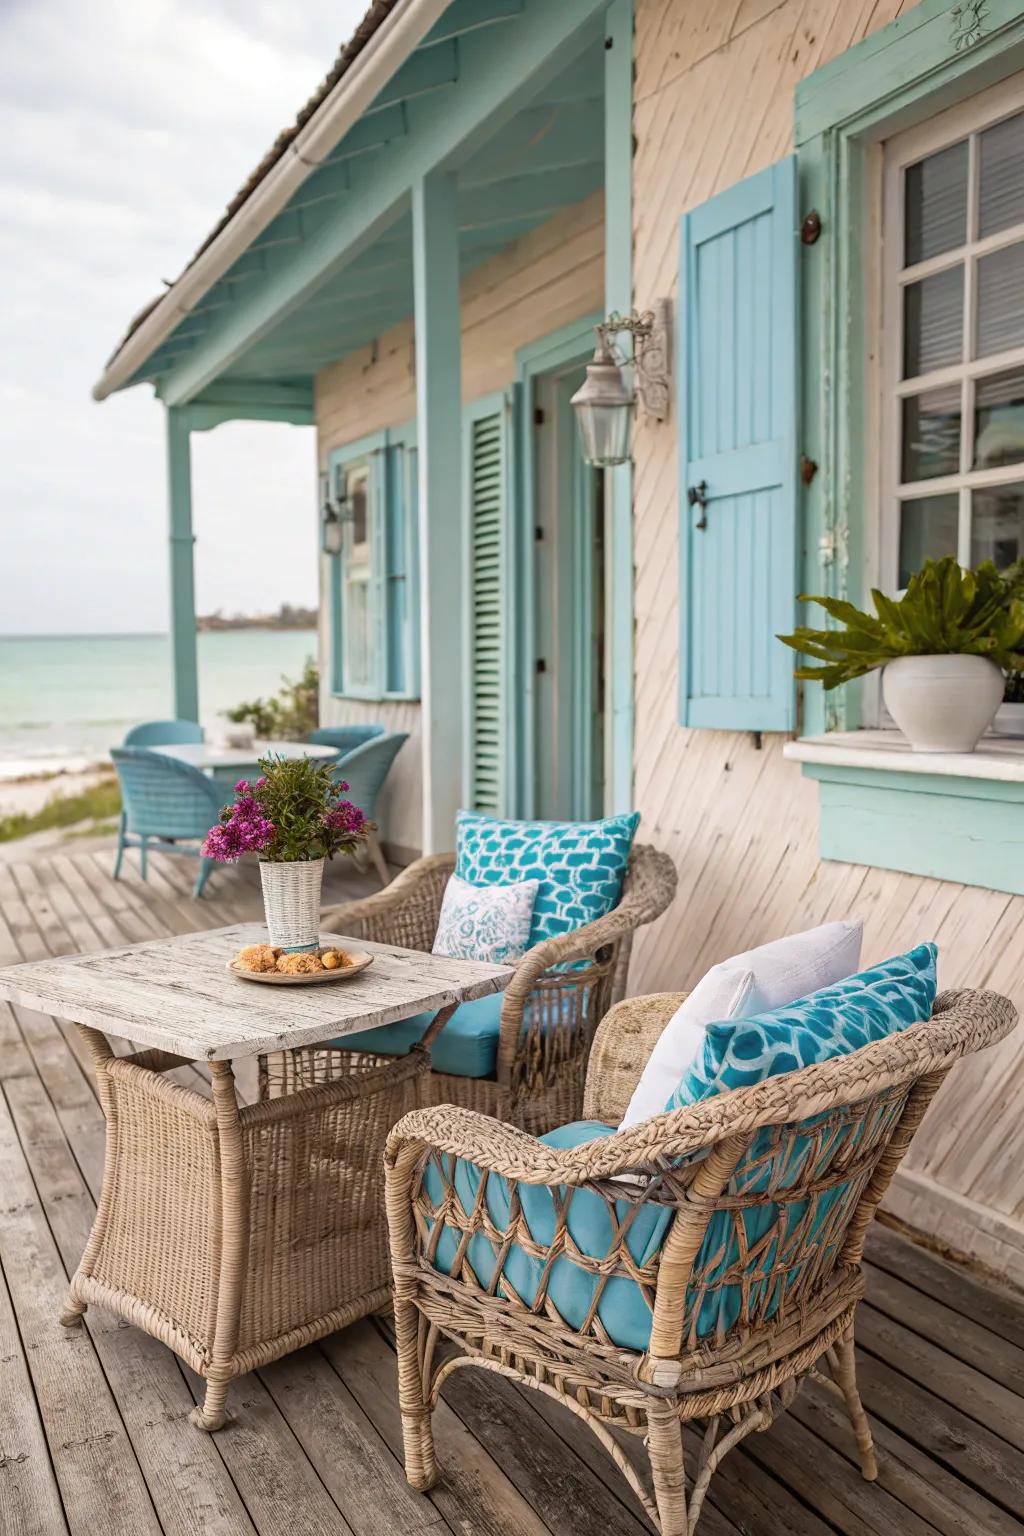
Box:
[688,480,709,529]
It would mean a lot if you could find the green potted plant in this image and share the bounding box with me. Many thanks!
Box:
[778,557,1024,753]
[203,756,367,951]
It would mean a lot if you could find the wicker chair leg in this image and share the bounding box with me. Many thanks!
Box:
[647,1402,687,1536]
[113,816,126,879]
[832,1325,878,1481]
[59,1293,86,1328]
[394,1303,438,1491]
[190,1377,231,1432]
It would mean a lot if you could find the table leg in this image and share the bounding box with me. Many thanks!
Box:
[191,1059,250,1431]
[417,1002,459,1051]
[60,1026,117,1329]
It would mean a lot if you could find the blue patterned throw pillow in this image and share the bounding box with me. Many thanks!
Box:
[432,873,539,966]
[667,942,938,1110]
[455,810,640,950]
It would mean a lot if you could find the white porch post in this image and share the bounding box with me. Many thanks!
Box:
[165,406,200,722]
[412,171,463,853]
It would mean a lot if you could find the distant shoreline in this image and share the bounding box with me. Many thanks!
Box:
[1,625,318,641]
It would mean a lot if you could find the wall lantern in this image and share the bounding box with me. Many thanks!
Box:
[319,472,344,557]
[571,301,672,467]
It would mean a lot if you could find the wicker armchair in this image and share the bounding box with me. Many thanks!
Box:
[384,986,1017,1535]
[310,843,676,1133]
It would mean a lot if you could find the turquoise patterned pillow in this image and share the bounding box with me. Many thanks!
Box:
[667,943,938,1110]
[455,810,640,949]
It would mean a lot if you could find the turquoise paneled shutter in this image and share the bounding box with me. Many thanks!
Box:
[678,156,799,732]
[463,394,510,813]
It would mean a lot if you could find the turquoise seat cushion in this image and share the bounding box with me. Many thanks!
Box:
[424,1120,671,1351]
[455,809,640,949]
[328,992,503,1078]
[667,942,939,1110]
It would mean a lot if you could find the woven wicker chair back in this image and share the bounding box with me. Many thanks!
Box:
[123,719,204,746]
[111,747,225,840]
[409,988,1014,1364]
[308,723,385,753]
[331,732,409,819]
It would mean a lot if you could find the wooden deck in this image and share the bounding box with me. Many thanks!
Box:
[0,842,1023,1536]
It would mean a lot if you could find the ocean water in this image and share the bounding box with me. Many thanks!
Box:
[0,631,319,779]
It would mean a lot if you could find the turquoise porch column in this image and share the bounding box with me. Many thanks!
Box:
[165,407,199,722]
[412,170,463,853]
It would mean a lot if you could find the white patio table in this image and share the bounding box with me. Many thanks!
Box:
[0,923,512,1429]
[153,739,338,774]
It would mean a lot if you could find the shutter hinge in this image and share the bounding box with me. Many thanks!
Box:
[535,525,544,542]
[800,454,818,485]
[536,657,547,674]
[533,407,545,426]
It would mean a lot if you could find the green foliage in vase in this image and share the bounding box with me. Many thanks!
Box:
[777,557,1024,690]
[224,657,319,739]
[203,756,368,865]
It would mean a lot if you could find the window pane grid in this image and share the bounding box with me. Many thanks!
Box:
[889,101,1024,579]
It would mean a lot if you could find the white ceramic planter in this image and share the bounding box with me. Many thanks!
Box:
[881,655,1003,753]
[259,857,325,951]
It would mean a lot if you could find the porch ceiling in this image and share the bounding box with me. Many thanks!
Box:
[133,9,605,396]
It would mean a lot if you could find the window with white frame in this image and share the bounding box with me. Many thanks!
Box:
[329,430,418,699]
[881,77,1024,591]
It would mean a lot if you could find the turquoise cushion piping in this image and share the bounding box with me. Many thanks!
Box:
[455,809,640,950]
[328,992,503,1078]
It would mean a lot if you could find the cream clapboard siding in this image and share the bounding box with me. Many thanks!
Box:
[630,0,1024,1279]
[315,193,604,858]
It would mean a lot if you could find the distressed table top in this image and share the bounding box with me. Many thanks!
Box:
[0,923,513,1061]
[154,741,338,772]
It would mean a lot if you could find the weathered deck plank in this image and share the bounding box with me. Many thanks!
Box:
[1,842,1023,1536]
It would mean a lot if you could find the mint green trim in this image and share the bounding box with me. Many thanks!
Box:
[327,426,420,703]
[796,0,1024,738]
[605,0,633,814]
[801,760,1024,895]
[413,168,465,851]
[165,408,199,722]
[514,314,600,817]
[160,0,608,406]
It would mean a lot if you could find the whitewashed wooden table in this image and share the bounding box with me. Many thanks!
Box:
[0,923,512,1430]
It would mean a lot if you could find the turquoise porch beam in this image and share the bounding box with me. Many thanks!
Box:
[604,0,634,814]
[159,0,607,407]
[413,171,463,854]
[165,408,199,722]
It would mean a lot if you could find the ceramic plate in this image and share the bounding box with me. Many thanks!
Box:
[227,950,374,985]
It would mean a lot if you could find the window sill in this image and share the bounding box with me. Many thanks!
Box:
[330,691,420,706]
[784,729,1024,895]
[783,729,1024,783]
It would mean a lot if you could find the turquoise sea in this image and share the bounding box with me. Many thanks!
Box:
[0,631,318,779]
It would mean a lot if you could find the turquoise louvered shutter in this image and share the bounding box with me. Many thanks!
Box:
[678,156,799,732]
[463,394,510,813]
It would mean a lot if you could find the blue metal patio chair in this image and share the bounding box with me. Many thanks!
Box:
[110,747,225,898]
[308,723,384,755]
[333,732,408,886]
[124,720,204,747]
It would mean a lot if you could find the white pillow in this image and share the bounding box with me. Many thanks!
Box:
[432,872,539,966]
[618,918,864,1129]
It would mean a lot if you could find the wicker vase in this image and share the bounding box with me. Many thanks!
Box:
[259,858,325,952]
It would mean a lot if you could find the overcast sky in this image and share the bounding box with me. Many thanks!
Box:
[0,0,367,636]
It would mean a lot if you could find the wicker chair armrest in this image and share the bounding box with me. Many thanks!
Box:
[582,992,687,1124]
[321,852,455,940]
